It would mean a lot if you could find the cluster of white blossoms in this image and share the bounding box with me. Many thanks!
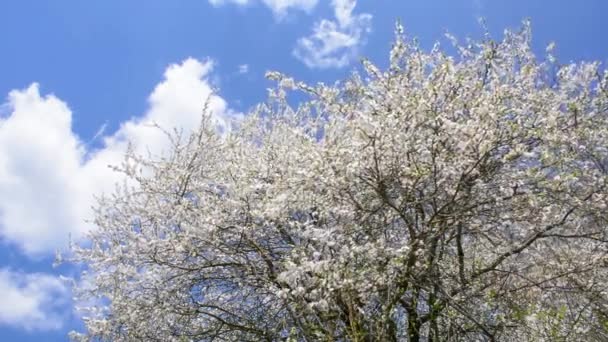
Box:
[70,21,608,341]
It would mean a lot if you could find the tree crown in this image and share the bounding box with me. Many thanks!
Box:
[70,21,608,341]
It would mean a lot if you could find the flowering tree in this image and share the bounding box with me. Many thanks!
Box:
[70,21,608,341]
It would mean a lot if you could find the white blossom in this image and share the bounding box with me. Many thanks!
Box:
[69,21,608,341]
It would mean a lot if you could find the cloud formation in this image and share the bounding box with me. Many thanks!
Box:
[0,58,234,256]
[293,0,372,68]
[261,0,318,18]
[209,0,318,18]
[208,0,249,6]
[0,269,69,331]
[238,64,250,74]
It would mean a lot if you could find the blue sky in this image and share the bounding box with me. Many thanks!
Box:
[0,0,607,340]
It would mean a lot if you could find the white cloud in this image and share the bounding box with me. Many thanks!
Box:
[238,64,250,74]
[209,0,250,6]
[293,0,372,69]
[261,0,318,18]
[208,0,318,18]
[0,58,235,256]
[0,269,69,331]
[0,84,88,256]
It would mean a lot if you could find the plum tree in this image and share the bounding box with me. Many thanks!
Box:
[70,21,608,341]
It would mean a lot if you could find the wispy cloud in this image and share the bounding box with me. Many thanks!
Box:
[209,0,318,19]
[238,64,250,74]
[260,0,318,18]
[293,0,372,69]
[208,0,250,6]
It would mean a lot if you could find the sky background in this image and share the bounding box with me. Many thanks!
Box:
[0,0,607,340]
